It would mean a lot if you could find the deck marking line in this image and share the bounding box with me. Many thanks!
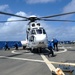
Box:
[12,45,67,54]
[7,57,44,63]
[54,46,67,54]
[54,48,67,54]
[41,54,56,71]
[41,54,65,75]
[12,50,22,54]
[0,55,44,63]
[47,61,75,66]
[11,50,33,54]
[12,48,67,55]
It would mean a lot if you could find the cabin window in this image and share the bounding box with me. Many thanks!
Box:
[37,23,40,26]
[28,28,30,31]
[29,36,34,42]
[31,30,36,34]
[32,23,35,27]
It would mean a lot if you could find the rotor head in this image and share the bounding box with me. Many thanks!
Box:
[28,16,39,22]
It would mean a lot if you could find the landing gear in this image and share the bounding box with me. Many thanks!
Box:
[36,48,42,53]
[30,48,42,53]
[37,48,42,53]
[23,46,26,50]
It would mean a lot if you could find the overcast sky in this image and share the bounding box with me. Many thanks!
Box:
[0,0,75,41]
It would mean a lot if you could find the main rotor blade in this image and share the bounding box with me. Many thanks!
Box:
[40,19,75,22]
[40,11,75,18]
[0,20,28,23]
[0,11,28,19]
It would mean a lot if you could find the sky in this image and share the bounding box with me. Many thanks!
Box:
[0,0,75,41]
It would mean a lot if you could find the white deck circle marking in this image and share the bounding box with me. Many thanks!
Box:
[11,46,67,54]
[11,50,33,54]
[54,47,67,54]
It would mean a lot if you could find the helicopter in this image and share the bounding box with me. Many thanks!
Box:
[0,11,75,52]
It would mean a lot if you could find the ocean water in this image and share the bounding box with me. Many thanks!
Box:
[0,41,22,50]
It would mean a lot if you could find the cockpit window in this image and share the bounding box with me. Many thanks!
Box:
[36,28,46,34]
[31,28,46,34]
[43,29,46,34]
[36,29,42,34]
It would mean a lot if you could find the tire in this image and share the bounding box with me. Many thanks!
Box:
[23,46,26,49]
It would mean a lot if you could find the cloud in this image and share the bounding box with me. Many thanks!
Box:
[62,0,75,19]
[0,4,11,19]
[0,11,28,41]
[26,0,56,4]
[63,0,75,13]
[0,11,75,41]
[57,0,75,40]
[0,4,10,12]
[40,21,75,41]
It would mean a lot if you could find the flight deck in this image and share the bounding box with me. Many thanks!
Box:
[0,43,75,75]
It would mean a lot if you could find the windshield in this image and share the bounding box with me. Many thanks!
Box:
[35,28,46,34]
[36,29,42,34]
[31,28,46,34]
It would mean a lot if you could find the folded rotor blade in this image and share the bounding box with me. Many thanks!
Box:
[0,11,28,19]
[40,11,75,18]
[40,19,75,22]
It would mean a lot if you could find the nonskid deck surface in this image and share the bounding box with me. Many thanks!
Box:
[0,44,75,75]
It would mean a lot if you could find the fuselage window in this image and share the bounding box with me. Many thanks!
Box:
[29,36,34,42]
[31,30,36,34]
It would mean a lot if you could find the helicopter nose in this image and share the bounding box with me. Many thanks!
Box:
[34,34,48,48]
[35,34,47,42]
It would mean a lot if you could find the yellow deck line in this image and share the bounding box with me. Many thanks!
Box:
[49,61,75,66]
[41,54,56,71]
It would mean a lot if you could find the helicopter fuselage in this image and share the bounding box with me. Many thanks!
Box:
[22,22,48,51]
